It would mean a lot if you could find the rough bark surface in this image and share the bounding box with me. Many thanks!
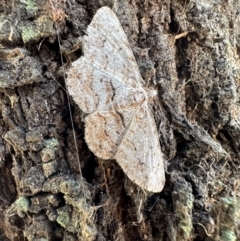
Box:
[0,0,240,241]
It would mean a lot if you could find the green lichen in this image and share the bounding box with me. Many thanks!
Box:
[57,210,70,228]
[25,0,38,12]
[176,202,193,238]
[15,196,30,212]
[212,198,240,240]
[174,184,194,240]
[59,177,81,195]
[41,148,56,162]
[41,138,59,163]
[221,229,237,241]
[221,198,240,225]
[178,204,193,238]
[44,138,59,149]
[21,15,53,43]
[64,195,97,240]
[42,175,97,240]
[21,25,37,43]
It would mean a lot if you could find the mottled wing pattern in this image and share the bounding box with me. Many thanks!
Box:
[85,109,135,159]
[66,7,143,114]
[85,7,143,88]
[66,62,138,113]
[115,106,165,192]
[85,104,165,192]
[66,7,165,192]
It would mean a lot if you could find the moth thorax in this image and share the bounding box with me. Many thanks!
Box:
[133,91,145,103]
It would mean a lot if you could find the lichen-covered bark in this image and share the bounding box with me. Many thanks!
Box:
[0,0,240,240]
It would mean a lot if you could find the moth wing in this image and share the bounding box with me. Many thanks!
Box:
[66,7,143,113]
[115,106,165,192]
[84,6,143,88]
[85,109,135,160]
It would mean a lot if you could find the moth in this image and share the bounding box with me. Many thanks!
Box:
[66,6,165,192]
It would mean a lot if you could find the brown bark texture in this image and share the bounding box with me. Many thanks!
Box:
[0,0,240,241]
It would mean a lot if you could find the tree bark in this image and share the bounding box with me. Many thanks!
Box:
[0,0,240,240]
